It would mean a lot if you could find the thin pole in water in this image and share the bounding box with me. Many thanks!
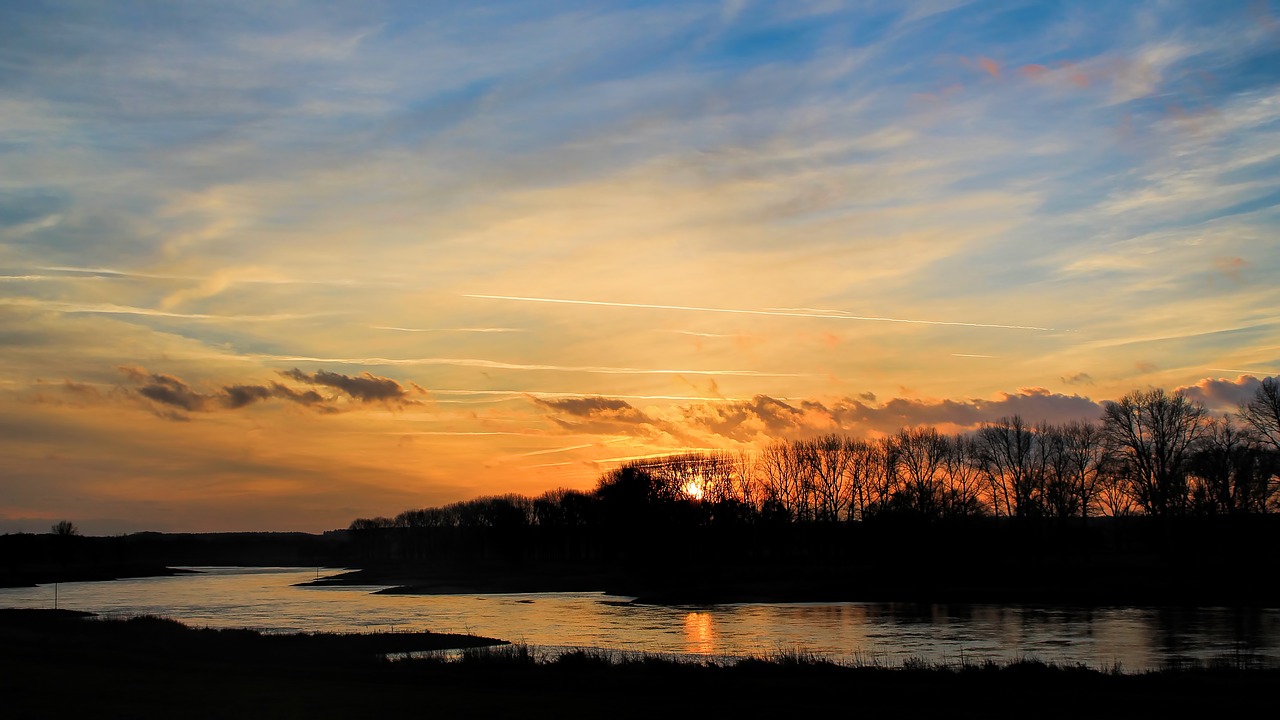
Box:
[54,582,58,610]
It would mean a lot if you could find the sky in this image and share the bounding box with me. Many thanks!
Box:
[2,1,1278,533]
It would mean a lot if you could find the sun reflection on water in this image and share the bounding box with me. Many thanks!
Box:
[684,611,717,654]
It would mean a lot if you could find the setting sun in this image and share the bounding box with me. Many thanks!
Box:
[682,480,705,501]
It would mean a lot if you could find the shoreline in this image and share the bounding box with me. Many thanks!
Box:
[2,609,1276,717]
[13,561,1277,608]
[304,566,1280,608]
[0,564,199,589]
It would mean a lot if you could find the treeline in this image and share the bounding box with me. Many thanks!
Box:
[353,382,1280,536]
[342,383,1280,601]
[0,531,352,587]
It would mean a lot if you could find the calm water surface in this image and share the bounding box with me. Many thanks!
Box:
[3,567,1276,670]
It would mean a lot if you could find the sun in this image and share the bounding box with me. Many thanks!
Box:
[681,479,704,501]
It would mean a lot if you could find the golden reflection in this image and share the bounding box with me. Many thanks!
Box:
[683,611,717,655]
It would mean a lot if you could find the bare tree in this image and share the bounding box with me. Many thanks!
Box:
[1188,415,1279,514]
[1097,463,1137,516]
[942,434,985,518]
[1037,423,1080,519]
[976,416,1040,517]
[843,438,882,521]
[1062,420,1105,517]
[732,449,762,510]
[1239,377,1280,452]
[802,434,855,521]
[859,437,900,519]
[1100,388,1207,516]
[700,451,739,505]
[759,442,814,521]
[51,520,79,536]
[892,427,949,518]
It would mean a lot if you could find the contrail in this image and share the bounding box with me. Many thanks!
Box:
[516,439,628,458]
[347,430,537,437]
[430,389,765,402]
[0,298,315,322]
[464,294,1053,331]
[372,326,526,333]
[594,450,725,464]
[0,275,112,282]
[664,330,736,338]
[255,354,806,377]
[40,266,386,287]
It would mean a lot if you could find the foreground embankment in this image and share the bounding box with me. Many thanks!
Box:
[1,609,1276,718]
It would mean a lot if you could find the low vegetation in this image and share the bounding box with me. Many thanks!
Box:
[2,610,1275,718]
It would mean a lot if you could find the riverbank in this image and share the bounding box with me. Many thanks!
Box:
[1,609,1276,718]
[0,564,197,588]
[305,558,1280,607]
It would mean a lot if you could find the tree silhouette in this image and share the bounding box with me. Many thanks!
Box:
[51,520,79,537]
[1188,415,1279,514]
[976,416,1040,517]
[1101,388,1207,516]
[346,379,1280,566]
[1240,377,1280,452]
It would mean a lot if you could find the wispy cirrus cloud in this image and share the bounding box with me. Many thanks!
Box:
[464,293,1056,331]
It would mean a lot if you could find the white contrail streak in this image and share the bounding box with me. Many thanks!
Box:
[372,326,526,333]
[664,330,736,338]
[951,353,996,358]
[593,450,725,464]
[0,298,314,321]
[351,430,538,437]
[464,294,1053,331]
[430,389,762,402]
[40,266,386,287]
[0,275,111,281]
[515,440,630,458]
[255,354,805,377]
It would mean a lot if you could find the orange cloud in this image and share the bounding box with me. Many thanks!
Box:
[1020,64,1050,80]
[1176,375,1268,410]
[1213,256,1248,282]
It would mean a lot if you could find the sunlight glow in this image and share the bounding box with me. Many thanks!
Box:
[682,480,705,501]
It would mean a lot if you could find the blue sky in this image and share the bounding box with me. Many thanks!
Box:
[1,1,1278,532]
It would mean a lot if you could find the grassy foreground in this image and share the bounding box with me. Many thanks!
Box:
[2,609,1277,718]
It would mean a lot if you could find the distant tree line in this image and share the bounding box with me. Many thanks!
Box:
[354,381,1280,531]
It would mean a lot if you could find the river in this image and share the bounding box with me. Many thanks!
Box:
[3,566,1276,670]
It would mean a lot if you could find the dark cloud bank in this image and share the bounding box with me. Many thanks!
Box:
[533,376,1273,445]
[118,366,420,419]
